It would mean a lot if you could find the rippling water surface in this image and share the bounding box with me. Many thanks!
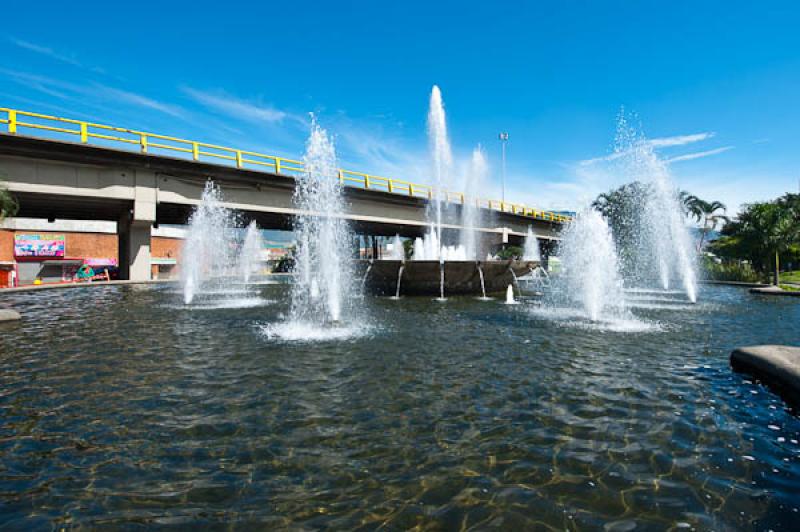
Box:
[1,283,799,529]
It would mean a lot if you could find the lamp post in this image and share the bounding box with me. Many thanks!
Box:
[499,132,509,205]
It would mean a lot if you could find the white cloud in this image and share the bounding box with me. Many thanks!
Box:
[665,146,733,163]
[579,132,715,166]
[10,38,81,67]
[329,116,428,182]
[648,132,714,148]
[0,69,184,119]
[97,86,184,118]
[9,37,104,73]
[182,87,300,125]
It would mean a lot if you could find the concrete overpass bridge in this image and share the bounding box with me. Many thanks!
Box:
[0,108,569,280]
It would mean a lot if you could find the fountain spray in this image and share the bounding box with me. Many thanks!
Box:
[289,118,356,324]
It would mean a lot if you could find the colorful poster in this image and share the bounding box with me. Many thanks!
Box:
[14,234,66,258]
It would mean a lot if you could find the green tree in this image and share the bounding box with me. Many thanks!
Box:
[496,245,523,260]
[711,197,800,285]
[679,191,705,223]
[0,173,18,220]
[693,199,729,250]
[402,238,414,259]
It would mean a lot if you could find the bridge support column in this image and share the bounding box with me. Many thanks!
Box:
[118,213,151,281]
[118,172,157,281]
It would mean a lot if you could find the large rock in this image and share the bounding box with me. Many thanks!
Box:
[0,309,21,322]
[731,345,800,406]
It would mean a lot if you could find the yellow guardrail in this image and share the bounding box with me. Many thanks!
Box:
[0,107,571,223]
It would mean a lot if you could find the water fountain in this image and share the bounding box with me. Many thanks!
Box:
[239,220,264,284]
[427,85,452,258]
[613,113,698,302]
[476,264,489,300]
[553,208,627,322]
[504,284,517,305]
[459,147,487,260]
[287,118,356,326]
[180,182,269,309]
[523,227,541,262]
[181,181,240,305]
[360,85,538,297]
[387,234,404,261]
[393,264,404,299]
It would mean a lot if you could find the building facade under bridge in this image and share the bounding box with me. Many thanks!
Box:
[0,219,184,287]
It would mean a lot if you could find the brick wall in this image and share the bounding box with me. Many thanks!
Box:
[64,233,118,260]
[0,230,118,261]
[1,232,186,280]
[0,230,13,262]
[152,236,183,260]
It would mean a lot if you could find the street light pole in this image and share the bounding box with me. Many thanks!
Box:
[499,132,509,205]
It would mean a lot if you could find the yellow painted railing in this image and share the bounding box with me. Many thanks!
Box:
[0,107,571,223]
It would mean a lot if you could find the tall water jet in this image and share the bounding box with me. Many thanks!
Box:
[613,113,698,302]
[413,237,425,261]
[289,118,356,324]
[394,264,404,299]
[505,284,516,305]
[181,181,239,305]
[426,85,453,260]
[557,208,627,321]
[523,227,541,261]
[459,146,487,260]
[476,264,488,299]
[387,234,404,261]
[239,220,264,284]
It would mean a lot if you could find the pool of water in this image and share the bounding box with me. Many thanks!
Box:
[1,283,798,529]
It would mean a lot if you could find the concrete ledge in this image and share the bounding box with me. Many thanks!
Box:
[749,285,800,297]
[0,275,292,294]
[731,345,800,406]
[0,279,177,294]
[0,309,21,322]
[700,280,769,288]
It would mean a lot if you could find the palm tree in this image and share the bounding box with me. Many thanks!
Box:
[746,203,799,285]
[679,191,704,223]
[695,200,729,250]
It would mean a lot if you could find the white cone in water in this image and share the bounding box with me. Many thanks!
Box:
[505,284,515,304]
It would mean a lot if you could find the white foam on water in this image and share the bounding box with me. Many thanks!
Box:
[626,296,695,304]
[625,301,699,311]
[259,321,373,342]
[192,288,254,296]
[528,306,662,333]
[624,288,688,295]
[166,297,274,310]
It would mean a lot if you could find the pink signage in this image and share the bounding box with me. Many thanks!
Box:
[84,258,118,267]
[14,234,66,258]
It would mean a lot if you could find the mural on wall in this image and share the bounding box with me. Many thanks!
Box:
[13,234,66,258]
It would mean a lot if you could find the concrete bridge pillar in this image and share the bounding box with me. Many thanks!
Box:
[118,170,157,281]
[118,214,151,281]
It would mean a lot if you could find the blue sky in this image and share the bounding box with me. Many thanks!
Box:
[2,1,799,215]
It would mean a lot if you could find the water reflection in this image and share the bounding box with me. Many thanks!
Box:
[0,284,798,529]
